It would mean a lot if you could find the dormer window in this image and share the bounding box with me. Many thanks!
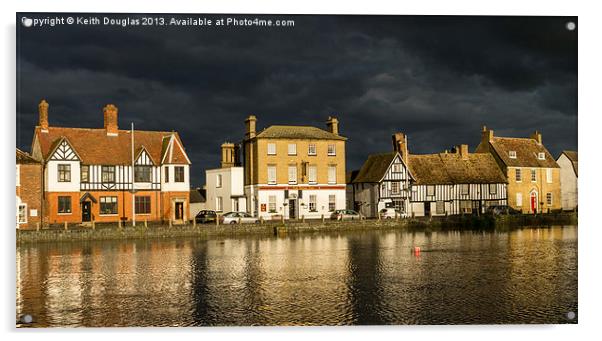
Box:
[538,152,545,160]
[509,151,517,159]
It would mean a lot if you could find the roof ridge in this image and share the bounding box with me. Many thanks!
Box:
[39,126,176,135]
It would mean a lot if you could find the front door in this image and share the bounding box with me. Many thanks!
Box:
[530,192,538,213]
[175,202,184,220]
[289,199,296,219]
[424,202,431,216]
[82,201,91,222]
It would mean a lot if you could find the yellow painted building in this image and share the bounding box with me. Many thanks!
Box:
[476,127,561,213]
[242,115,347,219]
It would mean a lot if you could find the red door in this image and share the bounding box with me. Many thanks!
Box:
[530,192,537,213]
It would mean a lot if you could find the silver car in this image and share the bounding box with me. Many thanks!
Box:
[220,212,259,224]
[330,209,361,221]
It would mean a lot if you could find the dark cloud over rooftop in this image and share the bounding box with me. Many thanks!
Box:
[16,14,577,186]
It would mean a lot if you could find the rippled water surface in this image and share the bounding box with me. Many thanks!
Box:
[16,226,577,326]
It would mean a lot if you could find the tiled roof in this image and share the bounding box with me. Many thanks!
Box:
[352,152,398,183]
[190,188,206,203]
[256,125,346,140]
[16,148,39,164]
[408,152,507,185]
[34,126,190,165]
[561,150,578,176]
[488,137,559,168]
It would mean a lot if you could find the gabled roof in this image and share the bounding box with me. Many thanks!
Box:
[488,137,559,168]
[352,152,399,183]
[560,150,578,176]
[256,125,346,140]
[408,152,507,185]
[16,148,39,164]
[33,126,190,165]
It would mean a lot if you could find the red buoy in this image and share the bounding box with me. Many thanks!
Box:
[413,246,421,255]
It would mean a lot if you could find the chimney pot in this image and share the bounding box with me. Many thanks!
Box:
[38,99,49,131]
[326,116,339,135]
[530,130,542,144]
[221,142,236,168]
[103,104,119,136]
[459,144,469,159]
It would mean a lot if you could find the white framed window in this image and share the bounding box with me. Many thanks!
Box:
[288,165,297,184]
[460,184,470,195]
[288,143,297,155]
[531,169,537,182]
[100,196,118,215]
[267,143,276,155]
[427,185,435,196]
[489,184,497,195]
[509,151,517,159]
[460,200,472,214]
[392,164,401,173]
[328,195,336,212]
[327,144,336,156]
[18,203,27,224]
[81,165,89,183]
[308,143,317,156]
[515,168,522,182]
[538,152,546,160]
[546,193,553,206]
[267,165,277,185]
[164,166,170,182]
[308,165,317,184]
[328,165,336,184]
[436,201,445,214]
[216,174,222,188]
[58,164,71,182]
[268,195,277,213]
[546,168,553,183]
[516,193,523,207]
[216,196,223,212]
[58,196,72,214]
[391,182,400,194]
[309,195,317,212]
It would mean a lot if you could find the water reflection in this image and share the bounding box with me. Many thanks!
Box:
[16,226,577,326]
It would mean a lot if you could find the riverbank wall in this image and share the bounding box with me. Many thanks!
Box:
[16,212,577,244]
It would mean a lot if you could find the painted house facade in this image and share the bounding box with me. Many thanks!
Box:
[350,133,413,217]
[29,100,191,225]
[16,149,43,229]
[475,127,561,213]
[408,145,508,216]
[205,143,247,214]
[242,115,346,220]
[557,151,578,211]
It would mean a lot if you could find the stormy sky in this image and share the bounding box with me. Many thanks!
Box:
[16,14,577,187]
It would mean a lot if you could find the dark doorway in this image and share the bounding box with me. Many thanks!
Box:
[289,199,296,219]
[424,202,431,216]
[82,201,91,222]
[175,202,184,220]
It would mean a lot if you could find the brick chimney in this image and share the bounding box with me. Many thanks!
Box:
[326,116,339,135]
[245,115,257,139]
[221,142,236,168]
[103,104,119,136]
[38,99,49,132]
[481,125,494,144]
[530,130,542,144]
[392,132,409,165]
[457,144,469,159]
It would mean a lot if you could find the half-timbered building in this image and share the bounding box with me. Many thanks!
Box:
[29,100,191,225]
[408,145,508,216]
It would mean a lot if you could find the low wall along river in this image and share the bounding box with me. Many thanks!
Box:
[17,213,577,244]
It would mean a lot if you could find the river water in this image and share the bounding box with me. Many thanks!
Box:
[16,225,577,326]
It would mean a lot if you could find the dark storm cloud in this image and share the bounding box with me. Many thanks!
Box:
[16,14,577,186]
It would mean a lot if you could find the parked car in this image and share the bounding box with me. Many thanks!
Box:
[379,208,407,219]
[195,210,218,224]
[485,205,521,215]
[220,212,259,224]
[330,209,361,220]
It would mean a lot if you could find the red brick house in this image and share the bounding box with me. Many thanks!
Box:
[28,100,191,226]
[16,149,42,229]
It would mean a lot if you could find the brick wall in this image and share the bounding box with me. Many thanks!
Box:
[17,163,43,229]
